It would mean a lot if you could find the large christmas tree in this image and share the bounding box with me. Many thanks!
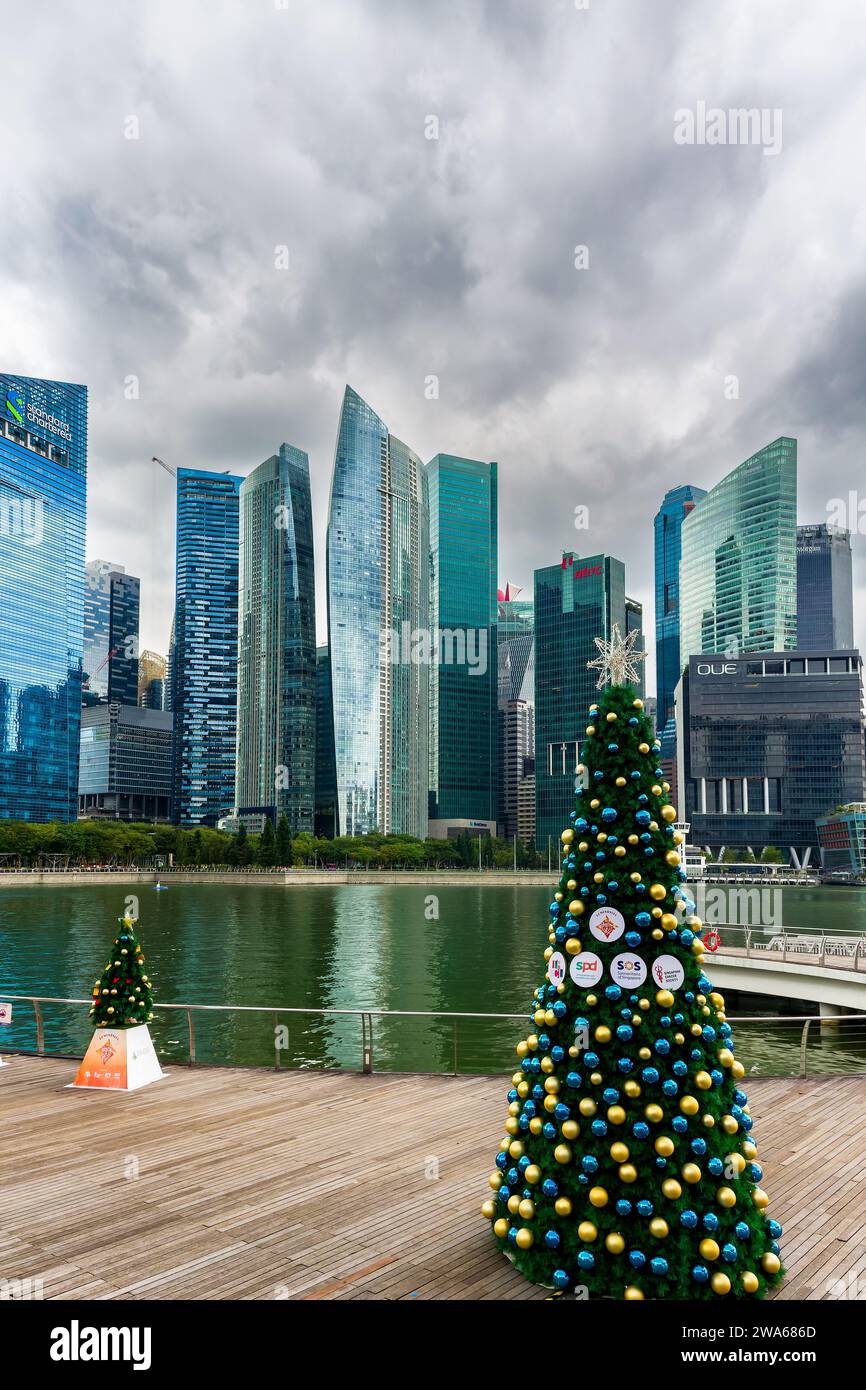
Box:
[89,916,155,1028]
[483,627,783,1300]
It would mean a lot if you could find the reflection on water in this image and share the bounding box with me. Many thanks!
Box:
[1,882,865,1075]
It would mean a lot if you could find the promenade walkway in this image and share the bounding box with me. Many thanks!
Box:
[1,1058,863,1300]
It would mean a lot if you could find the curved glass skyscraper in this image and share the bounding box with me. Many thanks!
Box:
[236,445,316,832]
[679,438,797,671]
[0,373,87,821]
[326,386,429,837]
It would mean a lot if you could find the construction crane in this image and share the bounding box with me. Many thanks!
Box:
[152,455,176,478]
[82,645,120,692]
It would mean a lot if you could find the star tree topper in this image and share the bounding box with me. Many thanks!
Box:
[587,621,648,690]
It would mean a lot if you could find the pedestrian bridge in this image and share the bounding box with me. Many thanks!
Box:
[708,927,866,1013]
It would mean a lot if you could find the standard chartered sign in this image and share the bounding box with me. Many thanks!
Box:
[6,386,73,444]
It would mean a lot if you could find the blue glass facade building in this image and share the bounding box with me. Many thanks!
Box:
[236,445,317,833]
[427,453,498,833]
[83,560,140,706]
[171,467,242,826]
[653,483,706,745]
[0,372,87,821]
[796,523,854,651]
[326,386,429,837]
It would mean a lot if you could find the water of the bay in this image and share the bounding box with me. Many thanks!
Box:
[1,882,864,1077]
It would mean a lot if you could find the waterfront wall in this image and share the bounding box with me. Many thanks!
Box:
[0,869,554,888]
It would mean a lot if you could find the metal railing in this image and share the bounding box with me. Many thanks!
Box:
[1,993,865,1079]
[709,924,866,970]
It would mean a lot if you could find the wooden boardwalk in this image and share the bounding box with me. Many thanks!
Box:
[1,1057,864,1300]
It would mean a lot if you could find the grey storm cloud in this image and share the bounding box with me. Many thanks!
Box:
[2,0,866,681]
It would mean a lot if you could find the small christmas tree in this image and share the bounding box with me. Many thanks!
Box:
[483,627,783,1300]
[89,916,155,1028]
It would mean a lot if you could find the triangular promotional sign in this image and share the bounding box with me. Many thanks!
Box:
[71,1023,166,1091]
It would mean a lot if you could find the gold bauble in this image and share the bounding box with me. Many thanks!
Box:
[615,777,627,788]
[555,891,564,901]
[508,1140,524,1158]
[518,1198,535,1220]
[660,913,678,931]
[504,1117,520,1136]
[649,883,667,901]
[633,698,643,708]
[721,1115,739,1135]
[681,1162,702,1184]
[727,1153,746,1175]
[595,1025,612,1043]
[588,1186,609,1208]
[614,846,626,857]
[741,1271,759,1293]
[481,1200,496,1220]
[630,872,642,883]
[638,997,650,1011]
[493,1218,509,1238]
[525,1164,541,1184]
[565,936,582,955]
[527,1033,539,1049]
[702,1114,715,1128]
[543,946,553,961]
[606,711,617,723]
[489,1172,503,1190]
[540,1056,554,1074]
[579,841,589,852]
[649,1218,669,1238]
[699,1238,720,1261]
[661,805,677,822]
[568,899,585,917]
[555,1196,572,1216]
[507,1194,521,1214]
[656,989,675,1008]
[554,1143,572,1165]
[593,872,604,884]
[743,1140,758,1159]
[651,785,662,796]
[561,829,574,844]
[515,1227,534,1250]
[628,834,639,845]
[578,1221,598,1241]
[605,1232,625,1253]
[586,994,598,1007]
[711,1272,731,1295]
[624,1080,641,1097]
[619,1164,638,1184]
[679,1095,699,1115]
[544,1094,558,1112]
[638,1046,652,1060]
[544,1077,560,1094]
[579,1098,597,1117]
[610,1141,630,1162]
[695,1071,713,1090]
[529,1117,543,1135]
[762,1252,781,1275]
[665,852,681,867]
[732,1060,746,1079]
[586,725,596,736]
[752,1188,769,1209]
[590,799,600,809]
[645,1103,663,1123]
[624,1286,644,1300]
[716,1186,737,1208]
[662,1179,682,1199]
[654,1136,675,1157]
[562,1120,579,1140]
[638,742,650,754]
[718,1048,734,1068]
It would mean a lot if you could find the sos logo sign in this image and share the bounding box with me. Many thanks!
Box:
[609,952,648,988]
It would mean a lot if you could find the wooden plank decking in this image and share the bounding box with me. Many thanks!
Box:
[1,1057,864,1300]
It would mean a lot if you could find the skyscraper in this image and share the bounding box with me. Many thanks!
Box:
[315,644,338,837]
[625,595,646,702]
[797,523,854,651]
[83,560,140,706]
[326,386,429,837]
[0,372,87,821]
[497,586,535,840]
[427,453,498,837]
[138,650,167,709]
[679,438,797,672]
[534,552,630,851]
[653,483,707,737]
[79,704,174,822]
[171,467,242,826]
[235,445,316,832]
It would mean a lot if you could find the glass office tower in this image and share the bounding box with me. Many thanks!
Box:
[315,644,338,837]
[171,467,242,826]
[625,595,646,702]
[326,386,429,838]
[427,454,498,834]
[679,439,797,672]
[534,552,629,851]
[653,483,706,738]
[796,523,854,650]
[0,372,87,821]
[235,445,316,832]
[83,560,140,706]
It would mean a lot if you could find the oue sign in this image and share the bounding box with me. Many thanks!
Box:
[696,662,738,676]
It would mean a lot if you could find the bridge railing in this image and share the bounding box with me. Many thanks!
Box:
[705,923,866,970]
[1,994,865,1080]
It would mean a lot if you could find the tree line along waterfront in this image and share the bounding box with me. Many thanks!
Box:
[0,819,545,871]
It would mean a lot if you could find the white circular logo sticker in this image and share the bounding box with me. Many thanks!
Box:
[569,951,603,987]
[547,951,567,986]
[589,906,625,943]
[610,952,648,988]
[651,954,685,991]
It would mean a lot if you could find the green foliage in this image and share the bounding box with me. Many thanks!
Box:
[760,846,784,864]
[88,916,155,1029]
[488,684,784,1301]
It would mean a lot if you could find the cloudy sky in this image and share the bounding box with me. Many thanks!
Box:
[4,0,866,687]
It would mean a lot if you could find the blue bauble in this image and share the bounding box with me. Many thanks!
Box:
[617,1025,633,1042]
[542,1178,559,1198]
[680,1209,698,1229]
[707,1158,724,1177]
[617,1057,634,1073]
[632,1122,650,1140]
[636,1199,653,1217]
[642,1067,659,1084]
[607,880,620,892]
[690,1138,707,1155]
[593,769,604,780]
[625,931,642,948]
[577,1250,595,1271]
[628,716,639,726]
[661,1080,678,1097]
[566,1071,582,1089]
[638,793,649,804]
[635,912,651,929]
[692,1264,709,1283]
[496,1151,509,1171]
[768,1220,782,1239]
[551,1046,565,1063]
[651,1257,669,1276]
[584,1051,599,1068]
[553,1000,568,1019]
[581,1155,599,1174]
[591,1120,608,1138]
[507,1226,519,1245]
[644,847,655,857]
[602,1088,620,1103]
[673,1061,687,1077]
[548,901,560,915]
[543,1122,556,1140]
[605,985,622,1002]
[552,1269,570,1290]
[635,810,651,826]
[749,1163,763,1181]
[735,1222,750,1241]
[545,1230,561,1250]
[702,1213,719,1232]
[554,1102,570,1121]
[654,1039,671,1056]
[628,1250,646,1269]
[601,807,618,823]
[721,1244,738,1263]
[616,1199,633,1216]
[630,771,641,780]
[607,743,619,753]
[672,1116,688,1134]
[596,894,607,905]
